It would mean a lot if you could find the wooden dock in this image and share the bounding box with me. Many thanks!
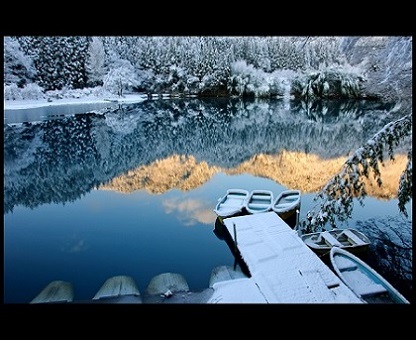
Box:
[208,212,363,303]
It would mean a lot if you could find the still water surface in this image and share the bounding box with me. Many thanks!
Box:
[4,97,412,303]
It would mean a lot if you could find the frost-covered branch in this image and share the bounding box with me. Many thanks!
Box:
[302,113,412,232]
[398,149,412,216]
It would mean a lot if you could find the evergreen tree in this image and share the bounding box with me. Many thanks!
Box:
[4,36,37,87]
[20,36,88,91]
[34,37,64,90]
[62,36,88,89]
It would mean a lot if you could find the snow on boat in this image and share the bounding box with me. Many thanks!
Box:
[271,189,301,220]
[213,189,249,219]
[30,280,74,304]
[92,275,142,303]
[245,190,274,214]
[301,228,371,256]
[330,247,409,304]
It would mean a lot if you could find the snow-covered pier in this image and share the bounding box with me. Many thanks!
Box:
[208,212,363,303]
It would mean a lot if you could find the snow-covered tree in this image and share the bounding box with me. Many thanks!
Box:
[19,36,88,91]
[103,58,139,96]
[4,36,37,87]
[62,36,89,89]
[229,60,295,98]
[4,82,44,101]
[20,83,45,100]
[33,37,65,90]
[292,64,366,100]
[301,112,412,232]
[85,37,107,86]
[4,83,22,100]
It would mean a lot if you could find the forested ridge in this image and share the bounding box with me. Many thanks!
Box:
[4,36,411,101]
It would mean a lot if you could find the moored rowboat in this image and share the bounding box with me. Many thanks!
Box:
[30,280,74,304]
[330,247,409,304]
[301,228,371,256]
[271,189,301,220]
[245,190,274,214]
[213,189,250,219]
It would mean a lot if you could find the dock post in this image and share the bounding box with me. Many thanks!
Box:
[233,223,238,270]
[295,209,301,236]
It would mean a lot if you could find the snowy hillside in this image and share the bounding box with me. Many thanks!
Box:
[4,36,412,102]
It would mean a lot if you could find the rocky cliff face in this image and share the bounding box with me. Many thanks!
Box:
[340,36,412,103]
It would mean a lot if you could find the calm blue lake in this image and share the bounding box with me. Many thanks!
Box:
[3,97,412,303]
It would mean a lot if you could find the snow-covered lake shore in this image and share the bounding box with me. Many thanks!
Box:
[4,93,148,111]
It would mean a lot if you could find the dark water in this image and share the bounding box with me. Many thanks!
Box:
[3,97,412,303]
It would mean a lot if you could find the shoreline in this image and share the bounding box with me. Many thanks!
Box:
[3,94,148,111]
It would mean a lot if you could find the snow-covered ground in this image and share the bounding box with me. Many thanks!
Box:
[4,93,148,111]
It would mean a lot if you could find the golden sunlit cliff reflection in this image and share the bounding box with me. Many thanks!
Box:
[99,151,408,200]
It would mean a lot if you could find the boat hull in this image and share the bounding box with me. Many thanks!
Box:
[276,206,299,219]
[245,190,274,214]
[330,247,409,304]
[301,228,371,257]
[214,189,249,219]
[272,190,301,225]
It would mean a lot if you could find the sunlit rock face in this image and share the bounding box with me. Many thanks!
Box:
[340,36,412,102]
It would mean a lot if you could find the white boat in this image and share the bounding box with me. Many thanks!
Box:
[245,190,274,214]
[301,228,371,256]
[30,280,74,304]
[271,189,301,220]
[92,275,142,303]
[213,189,249,219]
[330,247,410,304]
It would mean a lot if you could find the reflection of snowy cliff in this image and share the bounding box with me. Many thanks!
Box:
[3,97,403,213]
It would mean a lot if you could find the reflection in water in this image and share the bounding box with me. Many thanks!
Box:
[61,239,88,254]
[356,215,412,302]
[162,197,217,226]
[101,152,407,200]
[213,217,251,278]
[103,155,220,194]
[4,97,412,303]
[290,99,396,123]
[213,217,226,241]
[4,97,407,214]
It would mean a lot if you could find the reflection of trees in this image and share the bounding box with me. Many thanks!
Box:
[356,216,412,302]
[290,99,395,123]
[4,97,401,213]
[302,113,412,231]
[4,115,105,214]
